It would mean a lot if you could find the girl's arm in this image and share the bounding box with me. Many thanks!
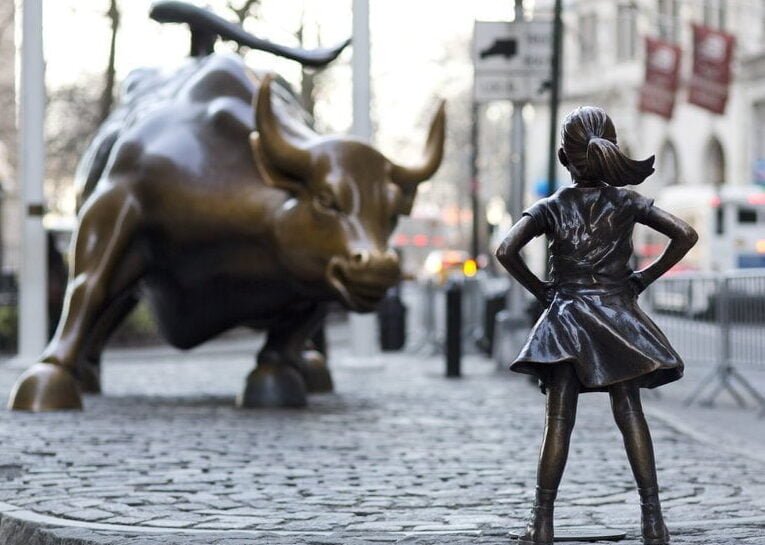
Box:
[632,206,698,291]
[494,216,551,304]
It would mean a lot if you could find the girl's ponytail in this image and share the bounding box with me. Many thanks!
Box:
[586,137,655,187]
[560,106,654,187]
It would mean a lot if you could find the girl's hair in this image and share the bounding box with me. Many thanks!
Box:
[559,106,654,187]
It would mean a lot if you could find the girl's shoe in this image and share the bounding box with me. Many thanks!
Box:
[517,487,556,545]
[639,487,670,545]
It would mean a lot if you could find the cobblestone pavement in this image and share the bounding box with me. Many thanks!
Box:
[0,338,763,544]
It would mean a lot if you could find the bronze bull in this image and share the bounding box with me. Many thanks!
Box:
[8,5,445,411]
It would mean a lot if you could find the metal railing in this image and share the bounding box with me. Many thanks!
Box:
[404,275,501,356]
[645,270,765,413]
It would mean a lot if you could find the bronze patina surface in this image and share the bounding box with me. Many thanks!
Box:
[495,107,697,545]
[8,4,445,412]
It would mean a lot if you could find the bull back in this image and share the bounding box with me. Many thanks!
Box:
[74,54,314,208]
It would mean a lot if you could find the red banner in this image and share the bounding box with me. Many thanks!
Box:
[638,37,682,119]
[688,25,735,115]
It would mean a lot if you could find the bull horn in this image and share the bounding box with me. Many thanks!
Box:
[390,100,446,186]
[255,74,311,179]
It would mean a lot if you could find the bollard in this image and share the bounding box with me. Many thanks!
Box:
[378,286,407,351]
[445,279,462,377]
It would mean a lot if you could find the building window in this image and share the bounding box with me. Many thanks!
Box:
[659,140,680,186]
[704,137,725,187]
[657,0,679,42]
[703,0,727,29]
[579,12,598,64]
[617,3,638,61]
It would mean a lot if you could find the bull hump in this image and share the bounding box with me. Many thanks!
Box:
[76,53,321,202]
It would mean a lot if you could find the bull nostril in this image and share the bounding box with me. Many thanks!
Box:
[351,250,370,267]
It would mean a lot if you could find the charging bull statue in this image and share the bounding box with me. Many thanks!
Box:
[9,2,445,411]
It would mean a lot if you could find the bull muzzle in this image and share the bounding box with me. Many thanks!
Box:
[326,250,401,312]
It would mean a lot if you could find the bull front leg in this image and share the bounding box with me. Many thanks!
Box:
[8,186,145,411]
[75,291,140,393]
[239,303,332,408]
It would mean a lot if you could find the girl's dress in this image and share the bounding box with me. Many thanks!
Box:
[511,184,683,392]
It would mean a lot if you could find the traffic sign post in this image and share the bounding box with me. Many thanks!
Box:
[473,20,552,103]
[473,12,553,368]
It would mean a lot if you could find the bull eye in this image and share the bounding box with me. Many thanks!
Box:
[315,190,341,214]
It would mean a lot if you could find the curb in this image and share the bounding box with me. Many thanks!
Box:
[2,500,765,545]
[645,405,765,465]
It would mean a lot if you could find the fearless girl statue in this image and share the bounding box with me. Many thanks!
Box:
[495,106,698,545]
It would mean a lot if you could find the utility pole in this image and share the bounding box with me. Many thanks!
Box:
[17,0,47,359]
[506,0,526,309]
[545,0,563,275]
[546,0,563,200]
[497,0,529,368]
[351,0,371,140]
[469,102,480,259]
[349,0,377,357]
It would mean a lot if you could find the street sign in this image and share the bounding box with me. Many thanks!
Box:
[473,20,552,102]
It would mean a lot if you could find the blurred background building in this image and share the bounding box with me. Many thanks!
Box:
[0,0,764,353]
[517,0,765,275]
[524,0,765,195]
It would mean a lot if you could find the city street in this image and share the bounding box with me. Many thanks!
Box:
[1,2,765,544]
[0,324,762,545]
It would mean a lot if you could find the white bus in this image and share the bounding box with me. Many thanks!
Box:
[636,185,765,315]
[636,184,765,273]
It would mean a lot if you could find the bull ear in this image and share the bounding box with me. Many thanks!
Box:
[389,100,446,196]
[250,73,311,191]
[250,133,308,195]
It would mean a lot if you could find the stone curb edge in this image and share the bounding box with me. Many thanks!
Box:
[1,498,765,545]
[645,405,765,465]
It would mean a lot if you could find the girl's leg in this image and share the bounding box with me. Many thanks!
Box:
[609,382,669,545]
[538,363,580,489]
[520,363,580,545]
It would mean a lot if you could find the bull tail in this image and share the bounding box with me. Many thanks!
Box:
[149,1,350,68]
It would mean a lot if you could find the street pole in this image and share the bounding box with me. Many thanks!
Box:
[349,0,377,357]
[351,0,371,141]
[469,102,480,259]
[507,0,526,294]
[545,0,563,276]
[546,0,563,200]
[17,0,47,359]
[498,0,529,368]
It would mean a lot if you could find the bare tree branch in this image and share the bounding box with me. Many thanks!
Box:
[227,0,261,25]
[225,0,261,53]
[98,0,120,123]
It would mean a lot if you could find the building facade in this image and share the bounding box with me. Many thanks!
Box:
[524,0,765,202]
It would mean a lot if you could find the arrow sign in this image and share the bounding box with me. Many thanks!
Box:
[473,20,552,102]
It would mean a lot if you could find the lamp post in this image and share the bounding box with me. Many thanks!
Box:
[349,0,377,357]
[546,0,563,200]
[505,0,527,321]
[17,0,48,359]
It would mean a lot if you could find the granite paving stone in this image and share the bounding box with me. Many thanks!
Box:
[0,341,761,544]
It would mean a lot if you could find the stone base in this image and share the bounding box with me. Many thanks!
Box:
[509,527,627,542]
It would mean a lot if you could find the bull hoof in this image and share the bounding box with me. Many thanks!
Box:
[238,363,307,408]
[298,350,333,393]
[8,363,83,411]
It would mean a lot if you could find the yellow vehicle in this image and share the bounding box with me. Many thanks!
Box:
[421,250,478,284]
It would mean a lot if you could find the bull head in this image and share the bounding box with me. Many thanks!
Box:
[250,74,445,311]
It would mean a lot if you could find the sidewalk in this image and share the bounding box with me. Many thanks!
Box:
[0,332,763,544]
